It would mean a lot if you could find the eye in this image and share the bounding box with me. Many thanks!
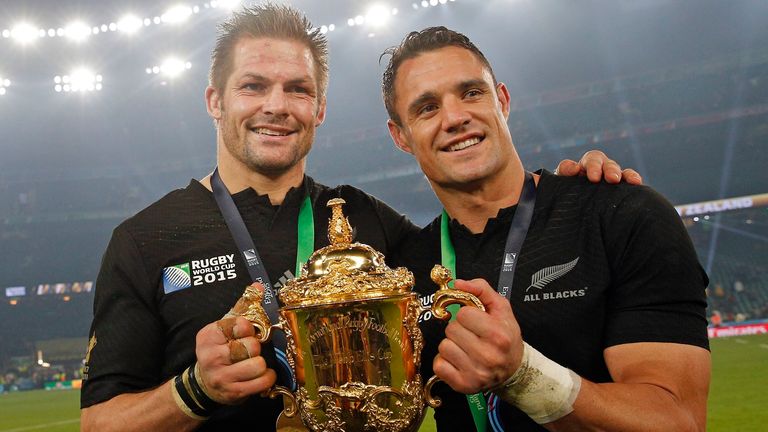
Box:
[242,83,265,92]
[289,85,309,94]
[464,88,483,98]
[418,104,438,116]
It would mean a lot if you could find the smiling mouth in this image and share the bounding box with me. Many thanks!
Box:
[251,127,291,137]
[446,136,482,152]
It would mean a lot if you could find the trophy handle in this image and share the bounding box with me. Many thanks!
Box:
[268,385,299,417]
[426,265,486,320]
[226,283,286,343]
[422,265,486,408]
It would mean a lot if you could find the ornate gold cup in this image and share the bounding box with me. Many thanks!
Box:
[236,199,483,432]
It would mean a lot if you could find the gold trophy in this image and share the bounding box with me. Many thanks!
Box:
[235,199,483,432]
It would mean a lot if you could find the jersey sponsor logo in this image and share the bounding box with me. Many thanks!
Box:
[523,257,586,302]
[163,254,238,293]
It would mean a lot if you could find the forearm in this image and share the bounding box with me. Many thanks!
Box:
[493,342,709,432]
[81,381,203,432]
[544,379,703,432]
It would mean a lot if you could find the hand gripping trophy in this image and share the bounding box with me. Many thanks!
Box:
[231,199,483,432]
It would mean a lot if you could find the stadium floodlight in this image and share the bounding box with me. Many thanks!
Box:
[328,24,335,31]
[162,5,193,24]
[2,30,9,38]
[0,88,6,96]
[430,0,438,6]
[320,25,328,34]
[64,21,92,42]
[421,1,429,8]
[354,15,365,25]
[364,4,391,27]
[159,58,192,78]
[11,22,40,45]
[347,18,355,27]
[57,68,103,93]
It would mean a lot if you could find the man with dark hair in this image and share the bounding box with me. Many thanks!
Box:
[79,4,636,430]
[384,27,710,431]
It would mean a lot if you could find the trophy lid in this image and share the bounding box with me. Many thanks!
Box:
[279,198,414,308]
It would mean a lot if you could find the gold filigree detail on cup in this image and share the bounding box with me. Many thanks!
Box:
[229,199,484,432]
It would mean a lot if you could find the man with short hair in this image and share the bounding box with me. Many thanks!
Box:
[383,27,710,431]
[80,5,636,431]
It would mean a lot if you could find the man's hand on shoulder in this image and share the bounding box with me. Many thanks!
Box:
[556,150,643,185]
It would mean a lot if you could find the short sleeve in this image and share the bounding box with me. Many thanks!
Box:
[81,226,166,407]
[603,187,709,349]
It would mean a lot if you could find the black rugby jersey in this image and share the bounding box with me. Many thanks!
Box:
[82,176,417,430]
[395,170,708,432]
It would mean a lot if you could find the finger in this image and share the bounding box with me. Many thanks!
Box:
[205,358,277,402]
[554,159,580,177]
[579,150,607,183]
[433,353,472,394]
[218,316,257,341]
[228,339,251,363]
[622,168,643,185]
[444,320,483,354]
[217,317,239,340]
[601,160,623,184]
[453,279,510,316]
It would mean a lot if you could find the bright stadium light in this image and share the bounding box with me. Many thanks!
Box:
[64,21,92,42]
[11,22,40,45]
[159,58,192,78]
[57,69,103,93]
[365,4,391,27]
[162,5,193,24]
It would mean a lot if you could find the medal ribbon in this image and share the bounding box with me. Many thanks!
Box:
[440,171,537,431]
[211,167,314,390]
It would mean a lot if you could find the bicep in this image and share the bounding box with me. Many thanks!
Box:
[604,342,710,427]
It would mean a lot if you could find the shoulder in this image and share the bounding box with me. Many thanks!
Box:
[113,180,212,243]
[537,170,674,218]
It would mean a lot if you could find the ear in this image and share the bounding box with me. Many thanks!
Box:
[495,82,511,120]
[315,97,327,127]
[387,119,414,155]
[205,85,222,121]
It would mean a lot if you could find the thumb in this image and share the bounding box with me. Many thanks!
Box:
[453,278,509,316]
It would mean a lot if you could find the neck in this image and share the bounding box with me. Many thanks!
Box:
[435,164,536,234]
[200,144,305,206]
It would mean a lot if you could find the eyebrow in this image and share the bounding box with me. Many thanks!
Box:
[234,73,315,90]
[406,79,492,115]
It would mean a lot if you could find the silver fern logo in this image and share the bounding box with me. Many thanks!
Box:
[526,257,579,292]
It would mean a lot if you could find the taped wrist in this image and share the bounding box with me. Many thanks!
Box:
[171,364,223,420]
[493,342,581,424]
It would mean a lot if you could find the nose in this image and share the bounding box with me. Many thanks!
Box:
[441,96,471,133]
[262,86,288,116]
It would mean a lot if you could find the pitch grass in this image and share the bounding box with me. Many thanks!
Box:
[0,334,765,431]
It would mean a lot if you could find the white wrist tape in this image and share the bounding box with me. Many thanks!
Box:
[493,342,581,424]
